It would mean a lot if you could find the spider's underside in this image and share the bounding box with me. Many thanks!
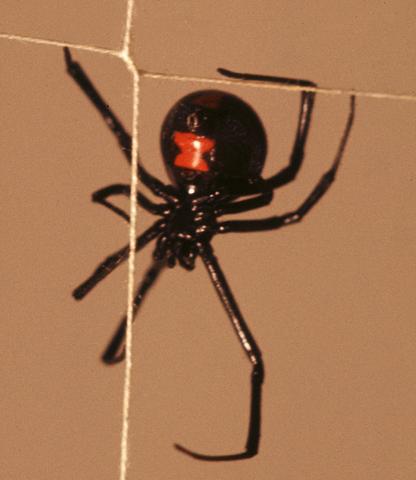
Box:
[64,47,355,461]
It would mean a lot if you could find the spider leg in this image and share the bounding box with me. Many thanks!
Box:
[92,184,169,221]
[266,91,315,189]
[73,220,164,300]
[218,67,316,88]
[174,242,264,461]
[102,260,164,364]
[216,191,273,216]
[63,47,176,202]
[218,67,316,191]
[92,184,130,222]
[218,96,356,233]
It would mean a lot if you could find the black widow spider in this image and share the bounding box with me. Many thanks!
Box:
[64,47,355,462]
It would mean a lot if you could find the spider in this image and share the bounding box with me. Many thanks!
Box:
[64,47,355,461]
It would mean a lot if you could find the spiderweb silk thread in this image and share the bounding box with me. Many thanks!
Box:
[1,2,416,479]
[2,32,416,102]
[1,2,139,479]
[118,1,139,478]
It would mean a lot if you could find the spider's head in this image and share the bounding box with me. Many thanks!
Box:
[160,90,267,196]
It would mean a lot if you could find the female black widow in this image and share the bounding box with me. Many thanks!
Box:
[64,47,355,461]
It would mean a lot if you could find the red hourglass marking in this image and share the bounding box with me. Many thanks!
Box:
[173,132,215,172]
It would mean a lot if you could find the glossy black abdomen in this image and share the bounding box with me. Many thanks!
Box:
[160,90,267,196]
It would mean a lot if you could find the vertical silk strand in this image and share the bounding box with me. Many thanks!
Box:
[119,1,139,479]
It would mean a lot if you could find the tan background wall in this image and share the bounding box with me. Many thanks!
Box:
[1,2,415,479]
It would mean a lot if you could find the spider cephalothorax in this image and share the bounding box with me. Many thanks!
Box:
[65,47,355,462]
[152,195,220,270]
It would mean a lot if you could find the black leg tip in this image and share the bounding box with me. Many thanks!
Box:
[217,67,237,78]
[174,443,256,462]
[63,46,72,65]
[102,350,125,365]
[218,67,317,89]
[72,286,86,300]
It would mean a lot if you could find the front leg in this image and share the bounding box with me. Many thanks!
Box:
[218,68,316,190]
[92,184,169,221]
[63,48,176,202]
[64,48,131,161]
[218,96,356,233]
